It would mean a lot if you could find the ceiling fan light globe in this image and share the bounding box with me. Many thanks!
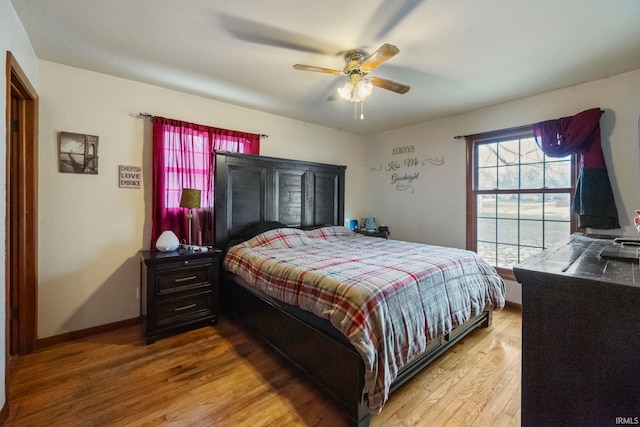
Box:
[338,79,373,103]
[338,82,353,100]
[357,80,373,98]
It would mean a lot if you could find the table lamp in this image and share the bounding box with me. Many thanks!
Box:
[179,188,201,247]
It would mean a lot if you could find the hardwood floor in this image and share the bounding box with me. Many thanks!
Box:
[5,308,521,426]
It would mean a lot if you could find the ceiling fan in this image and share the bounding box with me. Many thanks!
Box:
[293,43,410,105]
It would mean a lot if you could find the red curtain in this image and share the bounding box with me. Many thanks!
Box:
[533,108,619,229]
[151,117,260,248]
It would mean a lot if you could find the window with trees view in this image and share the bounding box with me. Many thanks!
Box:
[466,125,578,279]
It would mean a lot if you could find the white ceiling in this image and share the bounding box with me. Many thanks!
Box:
[11,0,640,135]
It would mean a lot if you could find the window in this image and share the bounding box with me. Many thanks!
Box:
[151,117,260,247]
[163,133,210,208]
[162,133,256,210]
[466,125,578,280]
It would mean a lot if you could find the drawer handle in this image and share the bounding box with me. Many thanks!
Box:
[175,275,197,283]
[174,303,197,312]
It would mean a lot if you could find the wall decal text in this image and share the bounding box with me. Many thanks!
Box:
[371,149,445,194]
[392,145,415,155]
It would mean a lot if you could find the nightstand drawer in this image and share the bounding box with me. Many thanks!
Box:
[156,289,214,325]
[157,263,213,294]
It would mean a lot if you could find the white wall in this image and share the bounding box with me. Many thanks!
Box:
[1,0,38,413]
[366,69,640,303]
[37,60,367,338]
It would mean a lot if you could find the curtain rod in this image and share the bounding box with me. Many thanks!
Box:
[131,112,269,139]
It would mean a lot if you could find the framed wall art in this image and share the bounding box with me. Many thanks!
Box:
[58,131,99,174]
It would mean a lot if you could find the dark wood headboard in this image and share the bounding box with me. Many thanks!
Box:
[214,151,346,248]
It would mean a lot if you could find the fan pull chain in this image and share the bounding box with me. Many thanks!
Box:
[353,102,366,120]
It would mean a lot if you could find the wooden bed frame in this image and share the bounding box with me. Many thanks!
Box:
[214,151,493,427]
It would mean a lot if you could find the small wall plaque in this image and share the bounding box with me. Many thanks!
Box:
[119,165,141,188]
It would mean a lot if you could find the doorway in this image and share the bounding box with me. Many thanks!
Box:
[5,51,38,362]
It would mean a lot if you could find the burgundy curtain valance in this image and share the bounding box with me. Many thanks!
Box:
[533,108,619,229]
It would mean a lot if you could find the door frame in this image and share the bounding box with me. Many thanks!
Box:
[5,51,38,363]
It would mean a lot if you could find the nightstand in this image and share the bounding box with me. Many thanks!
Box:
[138,249,221,344]
[356,229,389,239]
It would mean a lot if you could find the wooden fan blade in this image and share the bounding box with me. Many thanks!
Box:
[293,64,342,75]
[370,76,410,94]
[360,43,399,72]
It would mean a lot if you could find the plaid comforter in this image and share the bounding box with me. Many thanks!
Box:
[224,226,505,413]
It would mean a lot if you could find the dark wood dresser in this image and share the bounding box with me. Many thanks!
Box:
[513,233,640,426]
[138,249,221,344]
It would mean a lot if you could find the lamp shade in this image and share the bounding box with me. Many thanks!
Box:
[179,188,201,209]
